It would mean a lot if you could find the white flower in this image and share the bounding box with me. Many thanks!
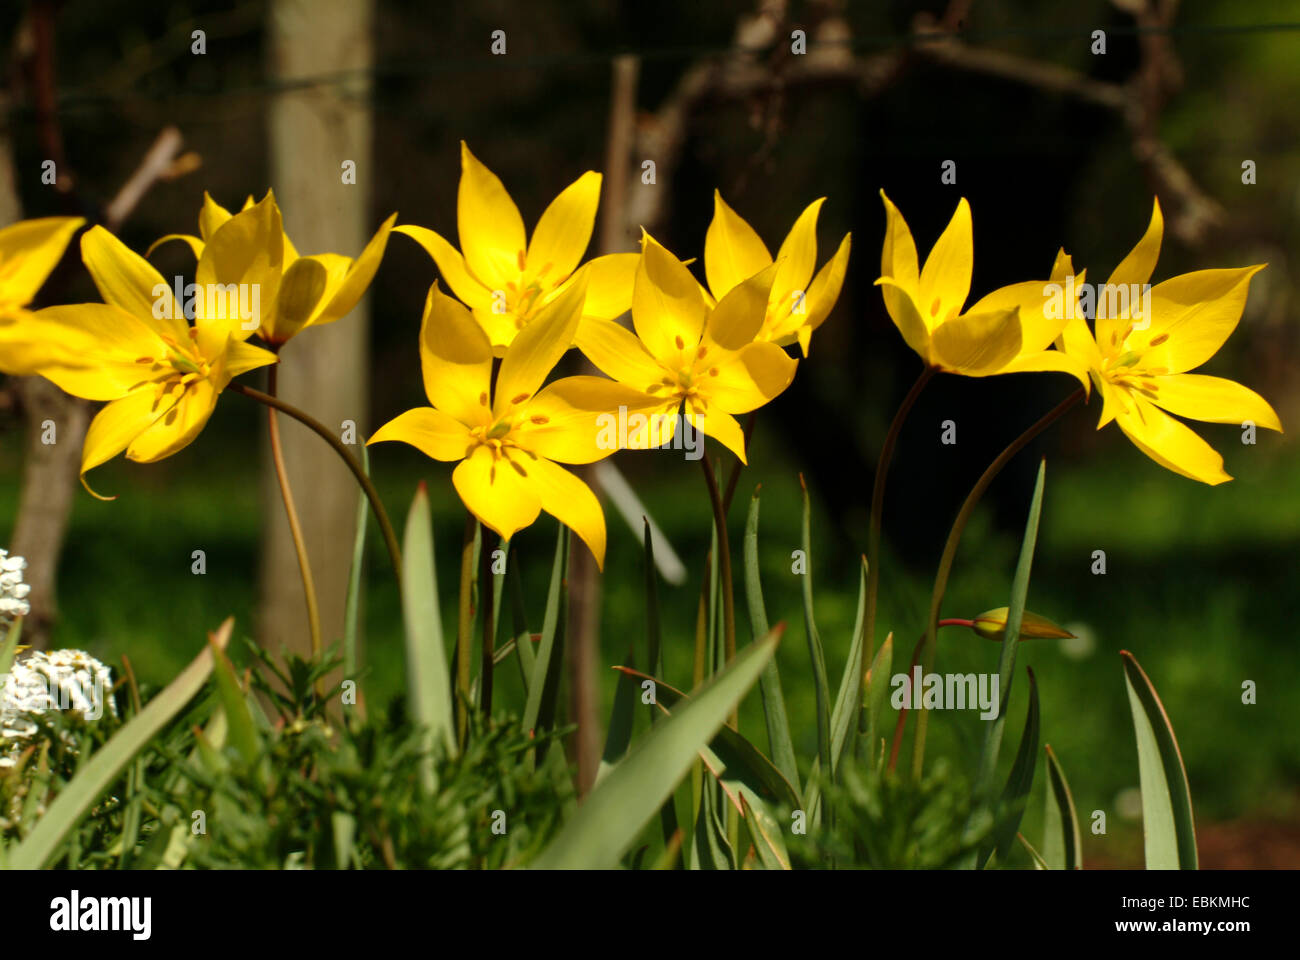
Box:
[0,648,115,767]
[0,549,30,622]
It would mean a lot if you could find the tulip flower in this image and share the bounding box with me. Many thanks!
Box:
[574,232,797,464]
[970,607,1075,641]
[0,227,277,497]
[876,191,1089,388]
[1057,199,1281,484]
[149,190,395,346]
[394,142,637,352]
[367,276,656,568]
[703,191,851,355]
[0,216,84,320]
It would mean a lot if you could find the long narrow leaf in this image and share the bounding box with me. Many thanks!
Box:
[1121,650,1198,869]
[1043,743,1083,869]
[990,666,1041,864]
[798,476,832,804]
[531,628,781,870]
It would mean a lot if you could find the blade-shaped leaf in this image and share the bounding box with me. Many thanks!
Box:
[1121,650,1198,869]
[990,666,1040,864]
[1043,743,1083,869]
[798,476,832,803]
[343,445,370,679]
[531,628,780,870]
[522,524,569,739]
[401,483,455,794]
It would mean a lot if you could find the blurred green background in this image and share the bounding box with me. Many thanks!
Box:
[1,0,1297,866]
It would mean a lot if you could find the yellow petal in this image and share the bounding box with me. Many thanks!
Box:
[519,375,662,464]
[995,349,1091,393]
[526,171,600,283]
[1114,395,1229,485]
[705,340,797,414]
[918,197,973,326]
[875,277,932,363]
[572,252,637,321]
[493,273,585,416]
[527,456,608,568]
[458,141,527,290]
[267,256,329,343]
[687,407,747,463]
[367,406,473,461]
[879,191,919,293]
[313,213,396,328]
[1099,199,1163,349]
[196,192,286,340]
[144,233,204,261]
[573,315,665,388]
[799,232,852,333]
[126,377,220,463]
[1137,265,1264,375]
[80,226,185,338]
[418,282,493,424]
[632,233,706,359]
[452,444,542,542]
[198,192,235,241]
[394,224,493,310]
[81,387,178,499]
[471,304,525,353]
[0,303,163,400]
[771,197,824,304]
[704,191,772,301]
[929,307,1022,377]
[968,279,1065,355]
[222,337,278,379]
[0,217,83,308]
[706,263,778,350]
[1147,373,1281,431]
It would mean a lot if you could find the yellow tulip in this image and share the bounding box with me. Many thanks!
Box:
[148,189,395,346]
[394,142,637,353]
[1057,199,1281,484]
[0,227,277,497]
[574,232,797,464]
[367,276,656,568]
[876,191,1089,388]
[0,216,85,319]
[704,191,851,356]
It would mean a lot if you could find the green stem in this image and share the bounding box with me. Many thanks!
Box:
[702,452,740,858]
[859,366,934,729]
[456,511,477,748]
[910,386,1084,779]
[229,381,402,589]
[265,365,323,666]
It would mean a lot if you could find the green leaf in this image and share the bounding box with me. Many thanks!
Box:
[1121,650,1198,869]
[508,547,535,687]
[343,445,370,679]
[531,628,781,870]
[690,776,735,870]
[401,483,456,795]
[613,665,800,810]
[965,459,1046,867]
[743,489,799,788]
[0,615,22,676]
[990,666,1040,864]
[1043,743,1083,869]
[829,558,869,773]
[522,524,569,739]
[864,631,894,751]
[798,477,832,805]
[9,620,231,869]
[739,792,791,870]
[208,638,260,770]
[1017,832,1049,870]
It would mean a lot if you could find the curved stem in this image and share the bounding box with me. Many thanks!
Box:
[859,366,935,726]
[229,381,403,588]
[265,366,323,663]
[701,455,737,675]
[910,386,1084,779]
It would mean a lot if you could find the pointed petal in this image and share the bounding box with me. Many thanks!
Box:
[688,407,747,463]
[704,191,772,301]
[929,306,1022,377]
[572,252,637,321]
[528,456,608,568]
[0,217,83,308]
[995,348,1091,393]
[493,273,585,416]
[519,375,662,464]
[875,277,932,362]
[313,213,396,327]
[196,192,286,340]
[198,192,235,241]
[418,282,494,425]
[394,224,493,310]
[452,444,542,542]
[223,338,279,379]
[705,340,797,414]
[918,197,973,326]
[706,263,778,350]
[367,406,473,461]
[632,233,706,359]
[527,171,600,282]
[144,233,204,261]
[1114,395,1230,485]
[1137,265,1265,374]
[1099,199,1163,349]
[1148,373,1281,431]
[458,141,527,290]
[81,388,178,498]
[799,231,851,332]
[126,377,220,463]
[81,226,185,338]
[771,197,823,304]
[573,315,666,388]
